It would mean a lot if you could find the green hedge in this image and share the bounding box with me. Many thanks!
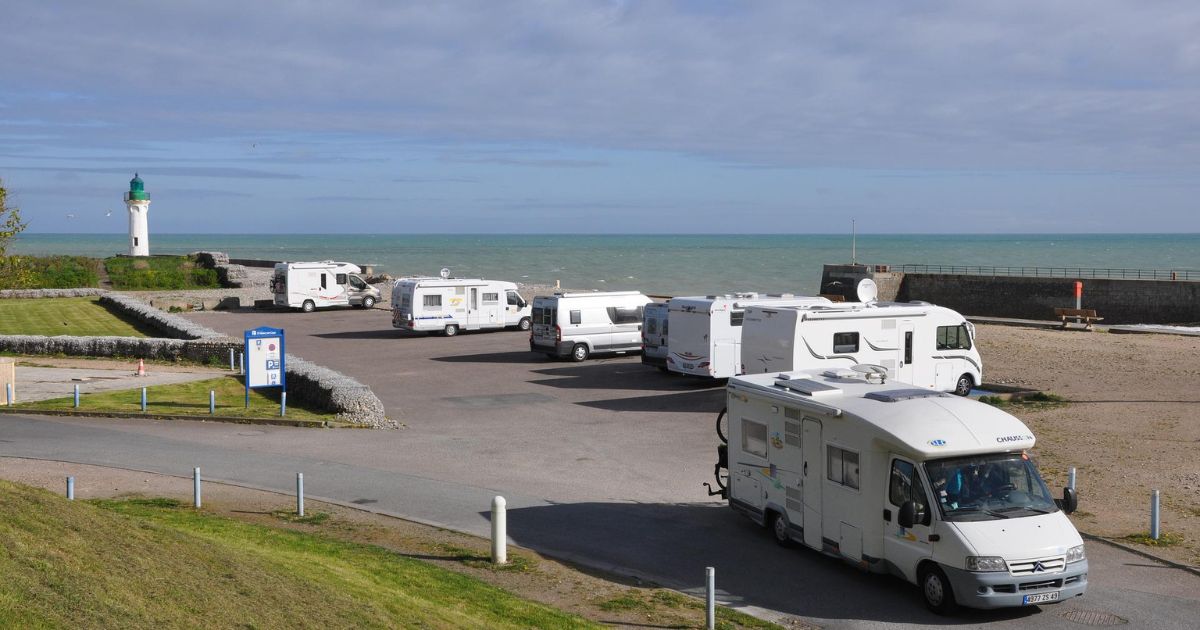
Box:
[105,255,219,290]
[0,256,100,289]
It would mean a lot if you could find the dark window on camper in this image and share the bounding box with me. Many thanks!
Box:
[646,318,658,335]
[336,273,348,285]
[607,306,643,324]
[741,419,768,458]
[904,331,913,364]
[570,310,582,325]
[533,306,555,325]
[320,274,328,290]
[833,332,859,353]
[482,292,499,305]
[827,445,860,490]
[423,294,441,310]
[730,310,744,327]
[507,292,525,307]
[936,325,972,351]
[890,459,920,507]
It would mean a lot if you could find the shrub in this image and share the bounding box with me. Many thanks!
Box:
[105,255,220,290]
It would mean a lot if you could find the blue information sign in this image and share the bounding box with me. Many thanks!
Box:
[244,326,285,406]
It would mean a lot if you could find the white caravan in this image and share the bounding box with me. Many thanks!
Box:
[391,275,531,336]
[740,301,982,395]
[272,261,380,312]
[713,367,1086,612]
[641,301,670,370]
[530,291,652,361]
[668,294,833,379]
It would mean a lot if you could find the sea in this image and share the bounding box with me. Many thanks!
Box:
[10,233,1200,297]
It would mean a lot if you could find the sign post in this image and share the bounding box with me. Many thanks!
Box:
[244,326,285,410]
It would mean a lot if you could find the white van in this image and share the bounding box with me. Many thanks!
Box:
[714,367,1086,612]
[641,301,670,370]
[530,291,652,361]
[272,261,380,312]
[740,302,982,395]
[391,276,531,336]
[668,294,832,379]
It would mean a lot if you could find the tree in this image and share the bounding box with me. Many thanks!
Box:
[0,178,34,288]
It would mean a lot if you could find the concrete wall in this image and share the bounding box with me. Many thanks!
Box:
[896,274,1200,325]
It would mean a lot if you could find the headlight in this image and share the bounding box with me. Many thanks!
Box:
[966,556,1008,572]
[1066,544,1086,564]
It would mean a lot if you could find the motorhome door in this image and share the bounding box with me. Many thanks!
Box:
[897,323,915,384]
[801,418,822,549]
[883,456,934,582]
[468,287,479,327]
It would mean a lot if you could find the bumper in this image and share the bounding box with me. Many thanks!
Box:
[531,340,572,357]
[642,353,667,367]
[943,560,1088,609]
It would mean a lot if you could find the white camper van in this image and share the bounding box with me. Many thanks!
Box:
[712,367,1086,612]
[530,291,652,361]
[641,301,670,370]
[668,294,833,379]
[391,274,531,336]
[272,261,380,312]
[740,301,982,395]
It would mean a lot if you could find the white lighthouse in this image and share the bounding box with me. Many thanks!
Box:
[125,173,151,256]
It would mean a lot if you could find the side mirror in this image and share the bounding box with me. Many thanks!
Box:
[1059,487,1078,514]
[898,501,927,528]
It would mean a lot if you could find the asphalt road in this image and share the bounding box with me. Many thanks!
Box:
[2,306,1196,628]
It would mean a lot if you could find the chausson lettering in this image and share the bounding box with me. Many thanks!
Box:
[996,434,1032,443]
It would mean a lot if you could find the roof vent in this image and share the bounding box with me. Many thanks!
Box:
[774,377,843,397]
[865,389,948,403]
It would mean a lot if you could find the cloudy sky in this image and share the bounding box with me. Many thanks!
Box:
[2,1,1197,233]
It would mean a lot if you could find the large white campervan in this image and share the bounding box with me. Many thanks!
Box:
[667,294,832,379]
[740,301,982,395]
[641,301,670,370]
[391,273,531,336]
[272,261,380,312]
[713,367,1086,613]
[530,291,652,361]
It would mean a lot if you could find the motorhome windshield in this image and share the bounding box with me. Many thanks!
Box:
[925,453,1058,521]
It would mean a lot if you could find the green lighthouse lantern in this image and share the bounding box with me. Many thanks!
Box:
[128,173,150,201]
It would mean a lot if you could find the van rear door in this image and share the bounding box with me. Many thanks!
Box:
[531,299,558,348]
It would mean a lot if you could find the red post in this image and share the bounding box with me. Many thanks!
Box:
[1074,281,1082,310]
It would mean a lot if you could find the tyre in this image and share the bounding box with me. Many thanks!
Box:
[954,374,973,397]
[518,317,531,331]
[920,565,958,615]
[443,324,459,337]
[571,344,589,362]
[301,300,316,313]
[362,296,376,309]
[715,407,728,444]
[770,512,791,547]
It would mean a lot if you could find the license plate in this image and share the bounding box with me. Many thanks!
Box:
[683,363,694,369]
[1023,591,1060,605]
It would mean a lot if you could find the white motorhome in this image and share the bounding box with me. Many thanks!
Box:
[668,294,833,379]
[641,301,670,370]
[530,291,652,361]
[272,261,380,312]
[713,367,1086,612]
[740,301,982,395]
[391,275,531,336]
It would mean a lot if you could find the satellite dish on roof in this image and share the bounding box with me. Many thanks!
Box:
[856,278,878,303]
[850,363,888,383]
[439,267,451,279]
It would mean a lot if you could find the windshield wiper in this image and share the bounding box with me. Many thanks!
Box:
[947,505,1009,519]
[995,506,1053,515]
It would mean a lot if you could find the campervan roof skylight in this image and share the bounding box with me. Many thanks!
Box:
[864,389,948,403]
[774,377,843,397]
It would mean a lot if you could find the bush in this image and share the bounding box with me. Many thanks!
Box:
[105,255,219,290]
[29,256,101,288]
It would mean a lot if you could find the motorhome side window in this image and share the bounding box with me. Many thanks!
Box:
[507,292,523,307]
[936,325,972,350]
[336,273,348,285]
[889,459,929,517]
[741,419,768,458]
[320,274,328,290]
[833,332,859,353]
[423,294,441,310]
[730,310,744,327]
[570,310,582,325]
[826,445,860,489]
[482,292,499,305]
[606,306,643,324]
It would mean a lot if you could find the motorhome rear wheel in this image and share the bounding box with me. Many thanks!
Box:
[443,324,458,337]
[301,300,315,313]
[954,374,973,396]
[571,344,589,362]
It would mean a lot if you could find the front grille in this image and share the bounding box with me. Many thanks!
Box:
[1019,578,1063,591]
[1010,556,1066,576]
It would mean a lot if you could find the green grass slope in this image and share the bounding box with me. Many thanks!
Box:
[0,481,594,629]
[104,256,217,290]
[0,297,148,337]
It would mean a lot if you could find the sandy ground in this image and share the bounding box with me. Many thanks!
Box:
[974,324,1200,567]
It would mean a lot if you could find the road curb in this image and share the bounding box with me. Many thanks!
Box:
[0,407,340,428]
[1080,532,1200,578]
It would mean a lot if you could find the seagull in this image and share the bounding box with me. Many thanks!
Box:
[66,213,76,219]
[105,209,113,217]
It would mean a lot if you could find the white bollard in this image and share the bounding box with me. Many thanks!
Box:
[238,353,244,375]
[210,390,216,415]
[67,476,75,500]
[74,384,80,408]
[141,387,147,412]
[229,348,235,371]
[193,467,202,509]
[1068,467,1076,492]
[5,382,12,406]
[706,566,715,630]
[491,495,507,565]
[297,472,305,517]
[1150,489,1161,540]
[280,392,287,417]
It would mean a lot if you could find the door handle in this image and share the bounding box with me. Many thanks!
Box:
[803,462,808,476]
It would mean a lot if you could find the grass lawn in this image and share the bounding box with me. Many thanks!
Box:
[0,480,596,629]
[0,297,148,337]
[17,375,336,422]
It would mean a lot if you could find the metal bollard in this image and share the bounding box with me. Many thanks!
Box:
[74,384,80,408]
[5,382,12,405]
[67,476,75,500]
[492,496,507,564]
[280,392,287,417]
[229,348,235,371]
[297,472,304,517]
[193,467,202,508]
[1068,467,1076,492]
[238,353,244,375]
[706,566,715,630]
[141,387,147,412]
[1150,489,1160,540]
[210,390,215,415]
